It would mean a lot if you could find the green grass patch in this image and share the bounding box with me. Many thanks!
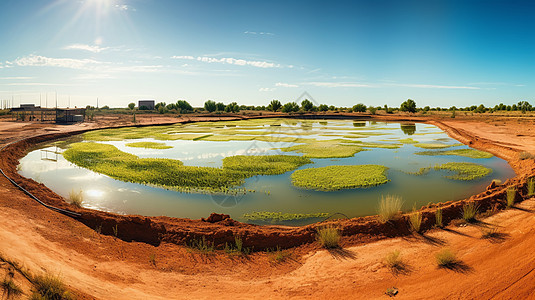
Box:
[415,148,493,159]
[291,165,389,191]
[281,141,364,158]
[413,143,457,149]
[223,155,312,175]
[435,208,443,228]
[377,195,403,223]
[242,211,329,222]
[125,142,173,149]
[63,142,309,192]
[434,162,492,180]
[316,225,341,249]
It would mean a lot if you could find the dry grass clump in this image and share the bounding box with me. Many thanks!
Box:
[31,273,74,300]
[408,209,422,233]
[462,202,479,222]
[435,248,457,267]
[506,187,516,208]
[316,225,341,249]
[378,195,403,223]
[68,189,83,208]
[528,178,535,196]
[435,208,443,228]
[519,151,535,160]
[385,250,403,270]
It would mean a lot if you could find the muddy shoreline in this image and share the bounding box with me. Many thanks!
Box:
[1,113,534,250]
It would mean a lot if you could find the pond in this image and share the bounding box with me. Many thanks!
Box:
[18,118,515,226]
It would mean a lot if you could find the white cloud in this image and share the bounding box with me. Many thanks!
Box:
[244,31,274,36]
[259,87,275,92]
[14,54,102,70]
[115,4,131,11]
[388,83,480,90]
[275,82,299,88]
[307,81,373,88]
[172,55,279,68]
[64,44,110,53]
[171,55,195,60]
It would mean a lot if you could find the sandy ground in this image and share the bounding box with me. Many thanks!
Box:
[1,113,535,299]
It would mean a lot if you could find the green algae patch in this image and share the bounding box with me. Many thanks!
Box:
[281,141,364,158]
[291,165,389,191]
[223,155,312,175]
[434,162,492,180]
[415,149,493,159]
[398,138,419,144]
[243,211,329,222]
[63,142,310,192]
[413,143,457,149]
[125,142,173,149]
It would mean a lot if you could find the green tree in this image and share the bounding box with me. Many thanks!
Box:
[204,100,217,112]
[267,100,282,112]
[282,102,300,113]
[517,101,532,114]
[225,102,240,113]
[400,99,417,113]
[215,102,226,111]
[176,100,193,112]
[318,104,329,111]
[155,102,166,110]
[128,103,135,110]
[301,99,315,111]
[352,103,367,112]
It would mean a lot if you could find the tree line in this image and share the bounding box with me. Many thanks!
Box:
[120,98,533,115]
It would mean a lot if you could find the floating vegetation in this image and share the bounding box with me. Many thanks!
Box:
[63,142,309,192]
[281,141,364,158]
[125,142,173,149]
[398,138,419,144]
[223,155,312,175]
[413,143,458,149]
[342,140,401,149]
[415,148,493,159]
[242,211,329,222]
[403,167,431,176]
[434,162,492,180]
[291,165,389,191]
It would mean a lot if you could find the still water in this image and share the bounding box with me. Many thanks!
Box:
[18,119,515,225]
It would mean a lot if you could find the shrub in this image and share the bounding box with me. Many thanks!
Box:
[462,202,478,222]
[435,208,443,228]
[316,225,341,249]
[32,273,74,300]
[1,278,23,299]
[68,189,83,208]
[408,208,422,233]
[385,250,403,270]
[378,195,403,223]
[519,151,535,160]
[268,246,291,263]
[435,248,457,267]
[187,236,214,254]
[528,178,535,196]
[506,187,516,208]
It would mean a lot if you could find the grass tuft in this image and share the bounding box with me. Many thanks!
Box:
[528,178,535,196]
[435,248,457,267]
[435,208,443,228]
[378,195,403,223]
[506,187,516,208]
[385,250,403,270]
[408,208,422,233]
[316,225,341,249]
[32,273,74,300]
[462,202,479,222]
[268,246,291,263]
[1,278,23,299]
[187,236,214,254]
[68,189,83,208]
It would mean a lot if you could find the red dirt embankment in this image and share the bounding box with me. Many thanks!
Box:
[1,114,534,251]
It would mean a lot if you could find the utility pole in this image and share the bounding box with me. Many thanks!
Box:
[55,91,58,109]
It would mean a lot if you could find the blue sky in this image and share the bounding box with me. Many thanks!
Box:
[0,0,533,108]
